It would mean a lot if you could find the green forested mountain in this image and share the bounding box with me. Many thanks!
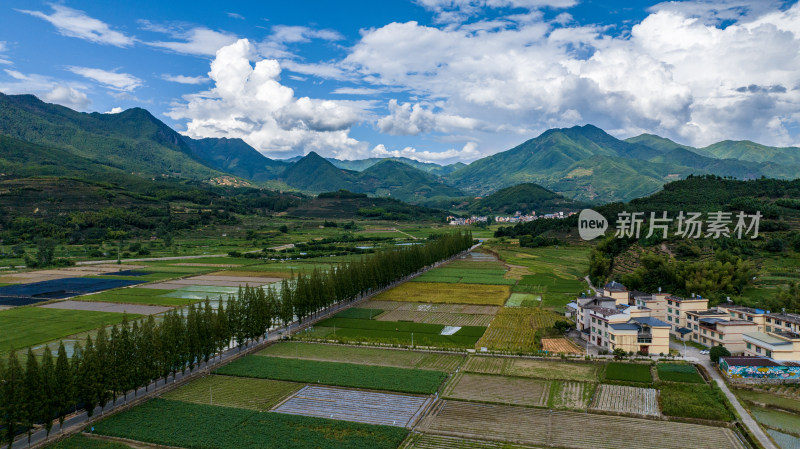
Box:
[183,137,288,182]
[328,157,464,175]
[468,183,584,215]
[0,93,221,179]
[448,125,800,203]
[279,153,463,202]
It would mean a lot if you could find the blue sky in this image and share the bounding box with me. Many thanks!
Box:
[1,0,798,163]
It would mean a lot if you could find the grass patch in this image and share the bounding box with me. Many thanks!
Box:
[603,362,652,383]
[47,434,132,449]
[94,398,408,449]
[657,363,704,383]
[258,342,464,372]
[216,355,447,394]
[333,308,383,320]
[373,282,510,306]
[659,383,733,421]
[163,375,301,411]
[0,307,141,354]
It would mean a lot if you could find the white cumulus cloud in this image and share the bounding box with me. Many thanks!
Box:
[140,21,239,56]
[161,74,209,85]
[371,142,481,164]
[68,67,142,92]
[167,39,367,159]
[17,4,133,47]
[1,69,91,110]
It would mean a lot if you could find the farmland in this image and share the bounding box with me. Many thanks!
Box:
[590,384,660,417]
[657,363,704,383]
[549,381,595,410]
[417,400,746,449]
[400,434,536,449]
[463,356,600,382]
[411,264,515,285]
[475,308,561,352]
[93,398,409,449]
[163,375,302,411]
[215,355,447,394]
[372,282,511,306]
[442,372,550,407]
[541,338,581,354]
[274,386,430,427]
[77,287,195,306]
[659,383,734,421]
[0,307,141,354]
[298,316,486,348]
[258,342,464,372]
[603,362,653,383]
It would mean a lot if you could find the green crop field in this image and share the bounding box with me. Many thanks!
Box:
[48,434,133,449]
[77,287,194,306]
[93,398,408,449]
[301,317,486,348]
[657,363,704,383]
[750,406,800,435]
[163,375,302,411]
[603,363,653,383]
[216,355,447,394]
[0,307,142,354]
[412,266,515,285]
[660,383,733,421]
[373,282,511,306]
[259,342,464,372]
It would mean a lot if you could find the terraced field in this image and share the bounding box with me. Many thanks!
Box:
[400,434,539,449]
[476,308,561,352]
[258,342,464,372]
[549,381,595,410]
[418,400,747,449]
[463,357,600,382]
[274,386,431,428]
[443,373,550,407]
[590,385,660,417]
[162,375,301,411]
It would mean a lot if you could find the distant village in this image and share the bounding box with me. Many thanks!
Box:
[447,210,576,226]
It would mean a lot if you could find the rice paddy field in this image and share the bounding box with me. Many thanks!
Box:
[258,342,465,372]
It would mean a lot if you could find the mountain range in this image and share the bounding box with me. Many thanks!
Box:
[1,92,798,205]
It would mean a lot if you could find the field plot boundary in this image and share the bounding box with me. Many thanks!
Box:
[418,400,747,449]
[273,385,431,428]
[400,433,541,449]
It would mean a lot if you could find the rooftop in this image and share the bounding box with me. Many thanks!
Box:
[604,281,627,292]
[727,305,768,315]
[667,294,706,302]
[722,356,783,367]
[744,332,792,346]
[769,313,800,325]
[676,327,692,335]
[632,316,670,328]
[610,323,639,331]
[688,309,729,316]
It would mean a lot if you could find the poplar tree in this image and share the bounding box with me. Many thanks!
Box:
[40,347,57,438]
[2,350,23,449]
[22,349,43,446]
[54,342,73,433]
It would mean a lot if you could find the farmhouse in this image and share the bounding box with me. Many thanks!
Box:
[608,317,670,355]
[743,331,800,361]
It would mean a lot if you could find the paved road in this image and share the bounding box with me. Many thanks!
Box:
[3,245,479,449]
[669,341,776,449]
